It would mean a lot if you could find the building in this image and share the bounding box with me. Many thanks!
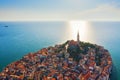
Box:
[77,30,80,46]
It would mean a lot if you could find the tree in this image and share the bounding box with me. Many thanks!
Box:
[67,45,80,61]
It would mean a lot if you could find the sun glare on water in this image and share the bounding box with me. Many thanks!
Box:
[69,20,88,41]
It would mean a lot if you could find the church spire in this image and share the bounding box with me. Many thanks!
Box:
[77,30,79,41]
[77,30,80,46]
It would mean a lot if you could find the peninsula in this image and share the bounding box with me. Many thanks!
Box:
[0,32,112,80]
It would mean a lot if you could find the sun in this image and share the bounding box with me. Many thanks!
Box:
[69,20,88,41]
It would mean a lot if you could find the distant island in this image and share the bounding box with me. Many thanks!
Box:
[4,26,8,27]
[0,32,112,80]
[0,25,8,27]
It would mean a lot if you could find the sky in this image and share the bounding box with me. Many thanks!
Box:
[0,0,120,21]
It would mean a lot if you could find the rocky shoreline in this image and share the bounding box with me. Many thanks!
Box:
[0,40,112,80]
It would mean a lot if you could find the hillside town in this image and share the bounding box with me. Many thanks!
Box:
[0,32,112,80]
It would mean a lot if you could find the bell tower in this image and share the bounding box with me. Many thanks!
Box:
[77,30,80,46]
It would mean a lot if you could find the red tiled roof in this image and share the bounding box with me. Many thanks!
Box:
[69,40,78,45]
[80,72,91,80]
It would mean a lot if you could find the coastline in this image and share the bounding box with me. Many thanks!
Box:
[0,40,112,80]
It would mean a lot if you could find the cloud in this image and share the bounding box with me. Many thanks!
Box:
[0,2,120,21]
[74,3,120,21]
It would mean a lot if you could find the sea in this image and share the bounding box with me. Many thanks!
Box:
[0,21,120,80]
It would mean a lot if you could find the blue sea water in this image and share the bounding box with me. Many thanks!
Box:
[0,21,120,79]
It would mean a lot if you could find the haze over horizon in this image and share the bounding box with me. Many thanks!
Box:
[0,0,120,21]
